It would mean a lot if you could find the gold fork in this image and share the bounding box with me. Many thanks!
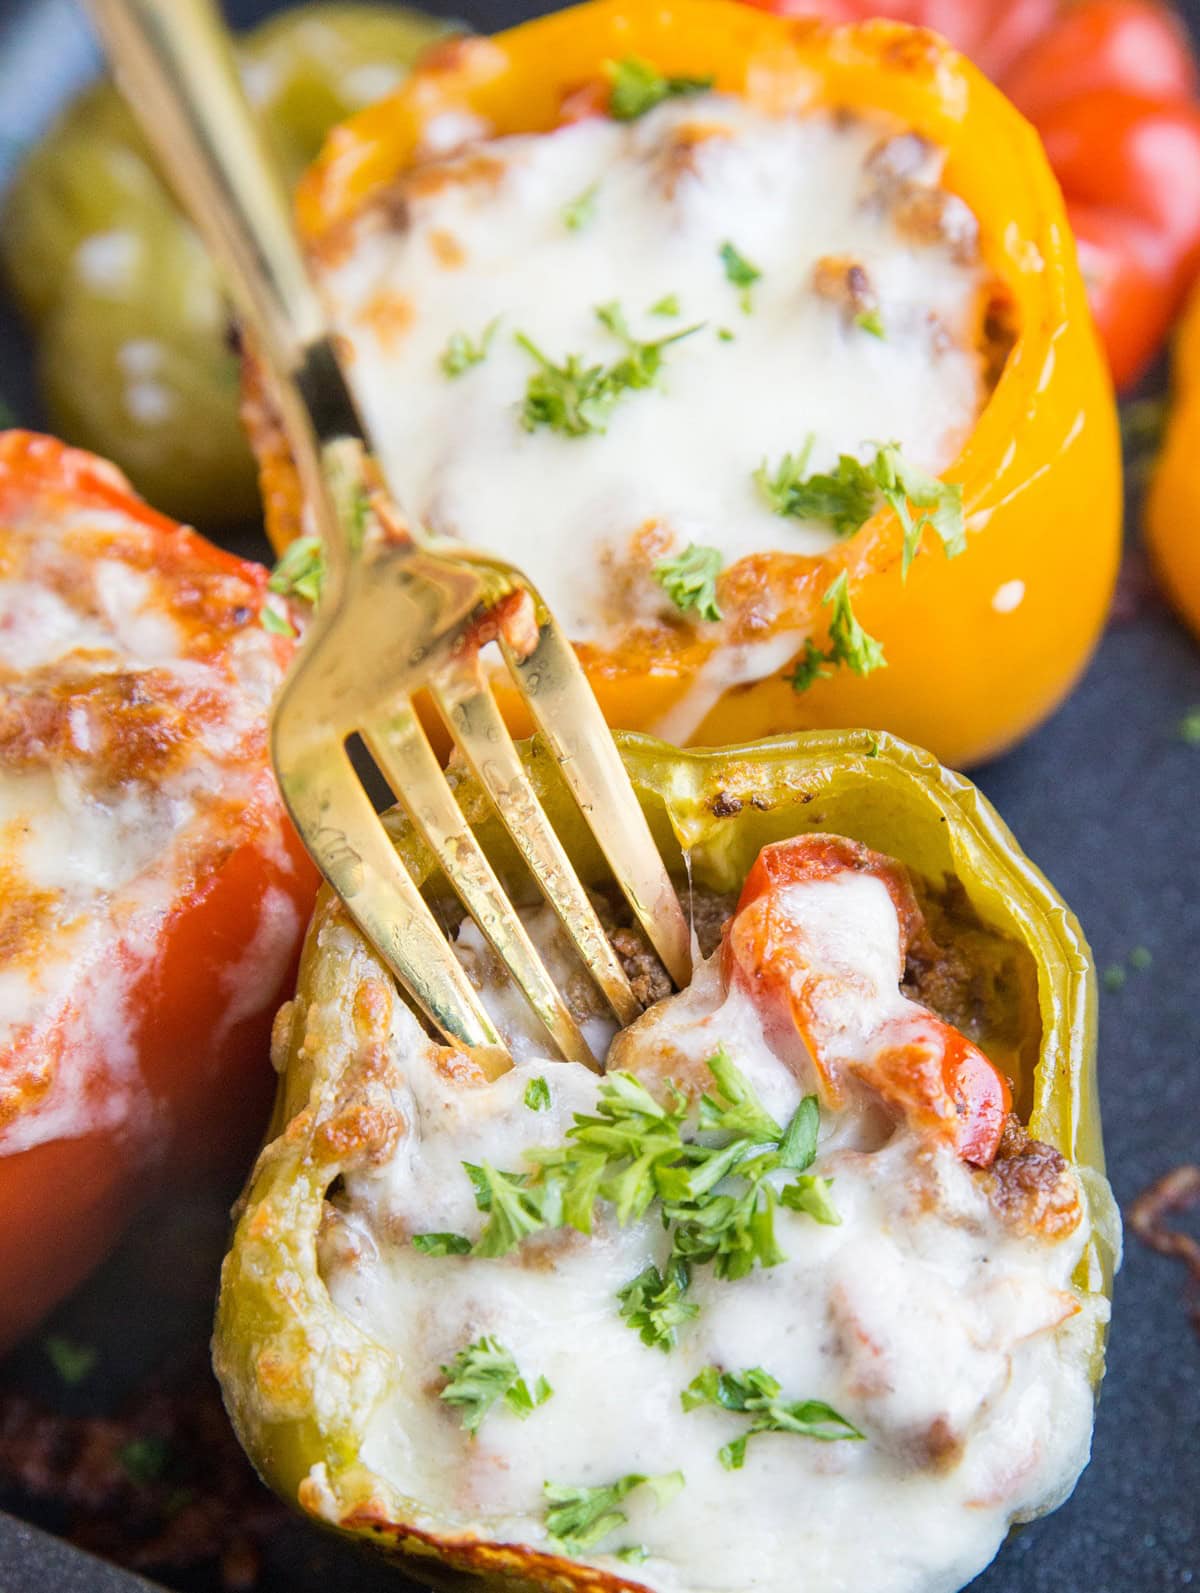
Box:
[89,0,691,1077]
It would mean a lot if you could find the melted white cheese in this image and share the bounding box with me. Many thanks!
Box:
[0,481,296,1153]
[319,95,987,647]
[318,872,1104,1593]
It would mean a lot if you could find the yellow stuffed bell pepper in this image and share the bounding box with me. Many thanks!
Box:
[1147,280,1200,641]
[213,729,1118,1593]
[246,0,1121,769]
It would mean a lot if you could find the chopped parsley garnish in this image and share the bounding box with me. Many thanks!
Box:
[779,1174,840,1225]
[757,439,963,575]
[516,304,701,437]
[440,317,500,377]
[650,293,680,317]
[1179,706,1200,745]
[450,1049,836,1345]
[682,1365,863,1469]
[717,327,735,342]
[776,1092,819,1171]
[606,55,713,121]
[259,604,295,637]
[261,534,327,636]
[464,1162,548,1258]
[1130,945,1153,971]
[719,241,762,312]
[525,1075,552,1112]
[617,1259,699,1351]
[563,183,599,231]
[412,1231,472,1256]
[118,1436,171,1486]
[268,534,325,604]
[755,442,876,537]
[44,1335,96,1386]
[544,1471,684,1552]
[439,1336,551,1434]
[653,543,723,621]
[873,442,965,575]
[786,572,886,693]
[617,1545,650,1564]
[1102,964,1127,993]
[854,307,886,339]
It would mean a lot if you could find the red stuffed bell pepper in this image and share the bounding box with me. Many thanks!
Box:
[743,0,1200,390]
[0,431,318,1352]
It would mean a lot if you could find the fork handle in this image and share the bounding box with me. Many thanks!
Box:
[88,0,323,367]
[87,0,365,584]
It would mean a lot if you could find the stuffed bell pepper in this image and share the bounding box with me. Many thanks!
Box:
[0,430,318,1352]
[245,0,1122,769]
[214,728,1119,1593]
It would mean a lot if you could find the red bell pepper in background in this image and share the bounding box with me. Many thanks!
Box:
[741,0,1200,389]
[0,431,319,1352]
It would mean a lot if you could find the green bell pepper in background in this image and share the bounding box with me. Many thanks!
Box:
[213,729,1119,1589]
[0,3,457,526]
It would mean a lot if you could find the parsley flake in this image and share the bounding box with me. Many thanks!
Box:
[719,240,761,312]
[563,183,599,232]
[525,1076,552,1112]
[440,317,500,377]
[44,1335,96,1386]
[872,441,965,576]
[780,1174,841,1226]
[855,307,886,339]
[681,1365,863,1469]
[617,1545,650,1565]
[412,1231,472,1256]
[786,573,886,693]
[119,1436,171,1486]
[606,56,713,121]
[516,306,701,437]
[757,439,963,576]
[653,543,723,621]
[650,293,681,317]
[617,1259,699,1351]
[755,443,875,537]
[259,602,296,638]
[268,534,324,604]
[461,1053,833,1339]
[464,1162,549,1257]
[1179,706,1200,745]
[440,1336,552,1434]
[545,1471,684,1552]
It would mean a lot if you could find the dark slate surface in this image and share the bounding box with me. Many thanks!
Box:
[0,1,1197,1589]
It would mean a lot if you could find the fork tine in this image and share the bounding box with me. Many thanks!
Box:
[501,612,693,990]
[432,662,643,1029]
[361,698,602,1071]
[271,727,512,1080]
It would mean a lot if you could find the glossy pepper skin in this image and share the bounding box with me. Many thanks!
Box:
[255,0,1121,771]
[0,432,319,1352]
[213,729,1118,1590]
[745,0,1200,392]
[1146,280,1200,640]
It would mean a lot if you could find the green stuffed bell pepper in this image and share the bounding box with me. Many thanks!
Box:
[0,3,456,526]
[214,730,1119,1593]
